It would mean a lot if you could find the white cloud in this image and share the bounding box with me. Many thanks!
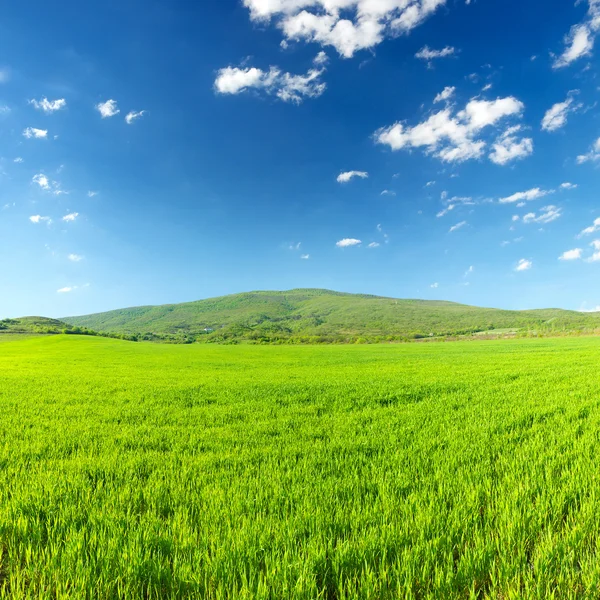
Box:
[554,24,595,69]
[375,95,525,164]
[57,287,75,294]
[433,86,455,104]
[242,0,449,58]
[498,187,553,204]
[215,56,327,103]
[62,212,79,222]
[125,110,146,124]
[559,248,582,261]
[561,182,578,189]
[416,46,456,61]
[29,97,67,114]
[29,215,52,224]
[577,137,600,163]
[430,282,439,288]
[87,191,99,197]
[482,83,492,92]
[489,125,533,165]
[368,241,380,248]
[300,253,310,259]
[522,205,562,224]
[589,240,600,261]
[0,67,10,83]
[449,220,467,233]
[23,127,48,139]
[515,258,532,272]
[96,99,120,118]
[541,93,581,132]
[68,254,84,262]
[380,189,396,196]
[336,238,361,247]
[579,216,600,236]
[425,180,436,187]
[337,170,368,183]
[14,157,23,163]
[465,265,474,277]
[32,173,50,190]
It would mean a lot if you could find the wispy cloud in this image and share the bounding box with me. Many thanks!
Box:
[380,189,396,196]
[433,86,456,104]
[522,205,562,224]
[337,170,368,183]
[300,254,310,259]
[515,258,532,272]
[561,182,578,190]
[577,137,600,164]
[125,110,146,124]
[29,215,52,224]
[579,217,600,237]
[29,97,67,113]
[559,248,582,261]
[87,190,99,197]
[416,46,456,61]
[430,282,439,289]
[499,187,553,204]
[368,242,380,248]
[96,99,120,118]
[215,54,327,104]
[336,238,361,247]
[57,287,75,293]
[23,127,48,139]
[541,92,581,131]
[14,157,23,164]
[68,254,84,262]
[32,173,50,190]
[553,1,600,69]
[449,221,467,233]
[62,212,79,222]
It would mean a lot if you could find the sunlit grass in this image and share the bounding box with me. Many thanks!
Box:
[1,335,600,598]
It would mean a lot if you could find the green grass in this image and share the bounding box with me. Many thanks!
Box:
[62,288,600,343]
[2,335,600,598]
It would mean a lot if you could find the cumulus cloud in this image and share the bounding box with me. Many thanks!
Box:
[242,0,449,58]
[449,220,467,233]
[29,215,52,224]
[515,258,532,272]
[489,125,533,165]
[62,212,79,222]
[433,86,455,104]
[23,127,48,139]
[337,170,368,183]
[96,99,120,118]
[577,137,600,163]
[579,216,600,236]
[541,93,581,131]
[32,173,51,190]
[375,95,525,164]
[498,187,553,204]
[589,240,600,262]
[416,46,456,62]
[559,248,582,260]
[125,110,146,124]
[68,254,84,262]
[522,205,562,224]
[29,97,67,113]
[553,1,600,69]
[336,238,362,247]
[561,182,578,189]
[215,55,327,103]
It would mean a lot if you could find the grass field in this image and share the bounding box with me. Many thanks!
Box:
[1,335,600,598]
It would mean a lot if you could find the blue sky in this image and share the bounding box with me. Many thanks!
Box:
[1,0,600,318]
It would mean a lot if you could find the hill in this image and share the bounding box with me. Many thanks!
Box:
[62,288,600,343]
[0,316,72,336]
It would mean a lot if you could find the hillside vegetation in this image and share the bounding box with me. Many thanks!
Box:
[63,288,600,343]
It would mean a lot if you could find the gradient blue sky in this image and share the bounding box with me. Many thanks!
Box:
[1,0,600,318]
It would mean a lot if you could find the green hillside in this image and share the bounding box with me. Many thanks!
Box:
[0,316,71,336]
[62,288,600,343]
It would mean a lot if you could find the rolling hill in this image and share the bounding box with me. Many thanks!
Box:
[61,288,600,343]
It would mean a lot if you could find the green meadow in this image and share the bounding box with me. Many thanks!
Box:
[2,335,600,598]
